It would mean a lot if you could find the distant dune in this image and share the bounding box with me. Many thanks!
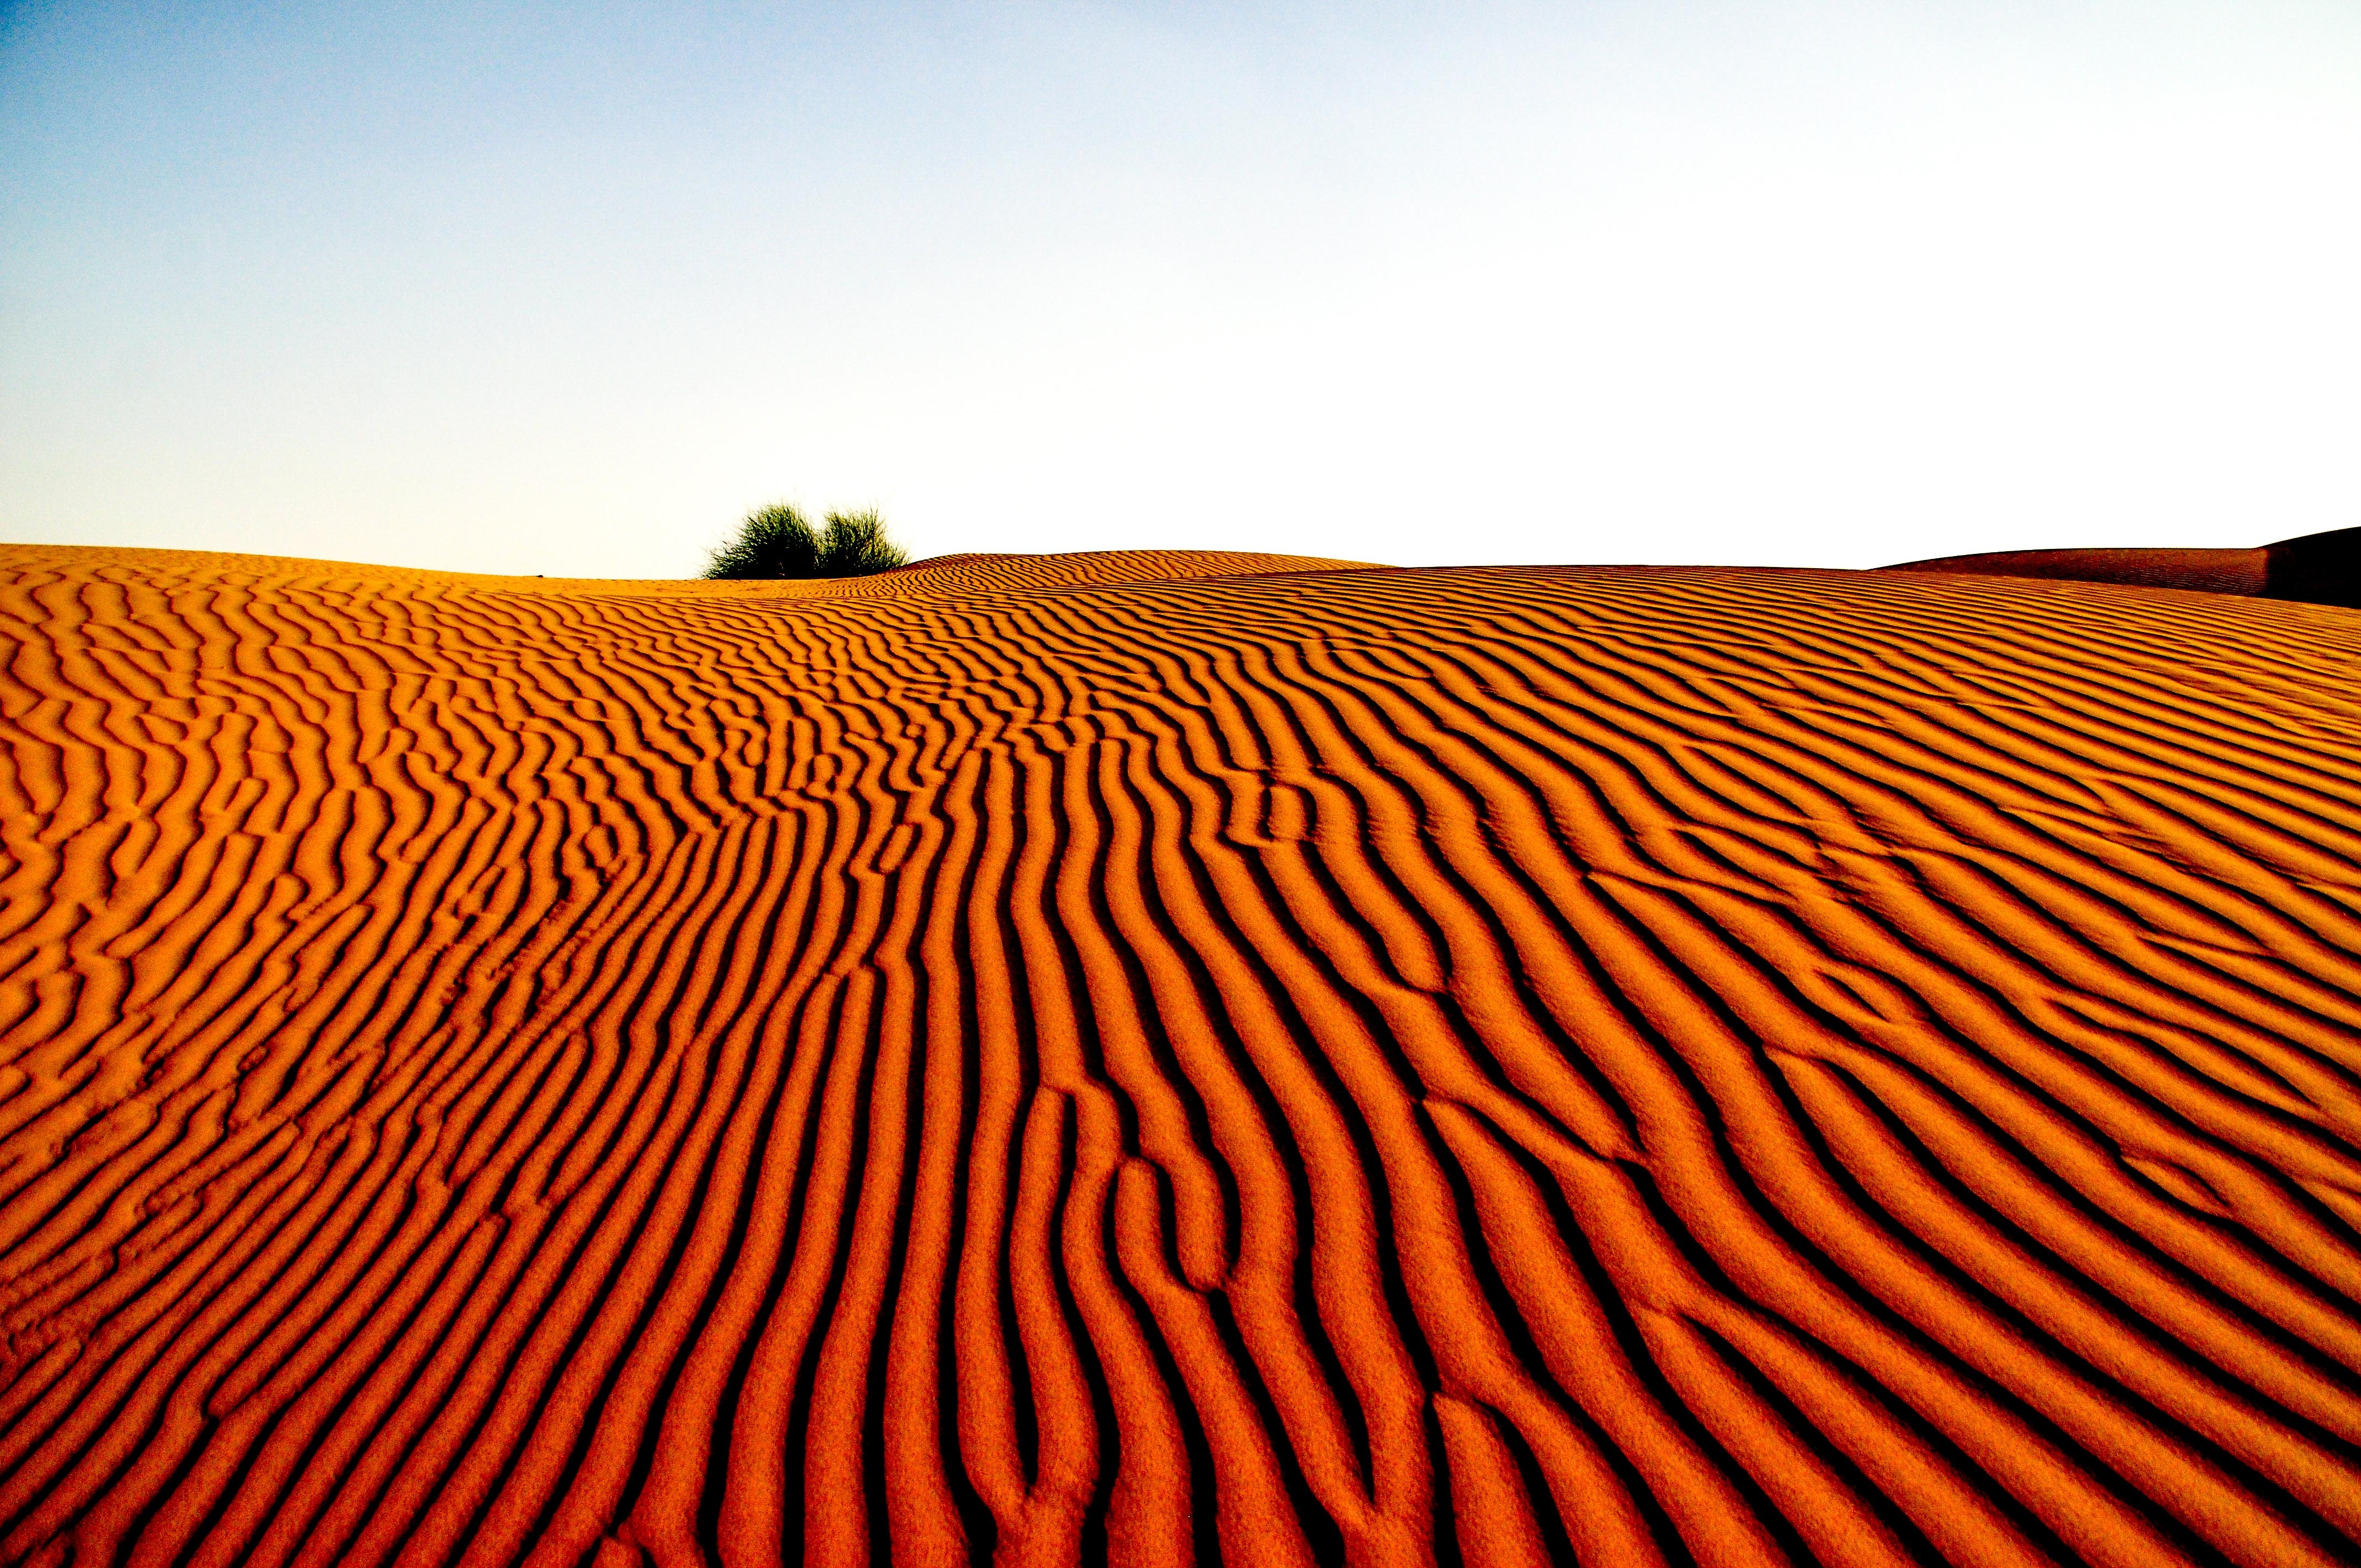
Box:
[3,545,2360,1567]
[1886,524,2361,607]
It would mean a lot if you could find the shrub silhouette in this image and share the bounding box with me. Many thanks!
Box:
[704,503,911,580]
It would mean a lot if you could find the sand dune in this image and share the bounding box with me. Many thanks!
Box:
[2,545,2359,1567]
[1885,524,2361,608]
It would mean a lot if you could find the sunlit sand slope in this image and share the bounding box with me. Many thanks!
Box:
[3,548,2360,1568]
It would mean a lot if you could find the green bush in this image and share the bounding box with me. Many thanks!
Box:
[704,503,911,580]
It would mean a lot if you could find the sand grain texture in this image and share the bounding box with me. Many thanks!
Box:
[2,546,2359,1567]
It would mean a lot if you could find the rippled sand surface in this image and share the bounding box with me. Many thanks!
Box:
[3,545,2359,1567]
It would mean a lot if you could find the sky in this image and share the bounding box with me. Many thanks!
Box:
[4,1,2359,578]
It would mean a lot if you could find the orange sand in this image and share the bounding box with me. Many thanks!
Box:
[2,545,2359,1567]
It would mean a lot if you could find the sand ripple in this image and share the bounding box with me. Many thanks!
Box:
[2,547,2358,1566]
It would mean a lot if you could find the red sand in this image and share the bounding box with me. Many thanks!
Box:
[1884,546,2271,597]
[1886,526,2361,609]
[2,546,2359,1567]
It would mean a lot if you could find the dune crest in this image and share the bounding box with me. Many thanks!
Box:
[2,547,2359,1566]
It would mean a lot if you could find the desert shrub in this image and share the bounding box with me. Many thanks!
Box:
[704,503,820,579]
[704,503,911,580]
[815,508,910,575]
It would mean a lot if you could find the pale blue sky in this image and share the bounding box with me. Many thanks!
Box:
[5,1,2358,576]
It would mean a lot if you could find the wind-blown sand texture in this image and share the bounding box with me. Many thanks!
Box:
[3,545,2360,1568]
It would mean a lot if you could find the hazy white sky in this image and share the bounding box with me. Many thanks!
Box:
[4,1,2358,576]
